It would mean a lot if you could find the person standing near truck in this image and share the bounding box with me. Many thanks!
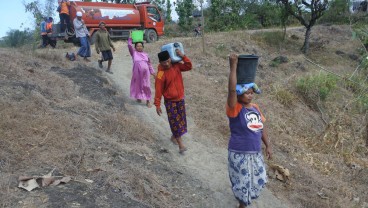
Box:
[95,21,116,73]
[40,17,48,48]
[58,0,72,33]
[73,11,91,62]
[46,17,57,48]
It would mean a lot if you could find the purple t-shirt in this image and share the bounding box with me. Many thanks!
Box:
[227,103,265,152]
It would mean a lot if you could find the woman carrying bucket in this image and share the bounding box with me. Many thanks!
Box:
[226,53,272,208]
[128,30,156,107]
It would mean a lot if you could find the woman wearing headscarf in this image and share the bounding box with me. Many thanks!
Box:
[128,32,156,107]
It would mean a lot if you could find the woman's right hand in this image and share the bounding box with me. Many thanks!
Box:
[156,107,162,116]
[229,53,238,70]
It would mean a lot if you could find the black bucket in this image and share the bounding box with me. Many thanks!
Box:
[236,55,259,84]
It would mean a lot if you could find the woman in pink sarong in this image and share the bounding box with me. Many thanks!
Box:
[128,34,156,107]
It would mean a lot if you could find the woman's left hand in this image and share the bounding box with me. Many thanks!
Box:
[265,146,272,160]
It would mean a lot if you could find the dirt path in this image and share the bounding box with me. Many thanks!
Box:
[95,41,289,208]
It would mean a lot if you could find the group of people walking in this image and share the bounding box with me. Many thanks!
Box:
[127,32,191,153]
[39,6,272,205]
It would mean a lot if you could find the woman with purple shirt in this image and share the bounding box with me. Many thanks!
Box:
[128,32,156,107]
[226,53,272,208]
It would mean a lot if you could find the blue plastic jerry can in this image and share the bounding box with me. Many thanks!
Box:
[161,42,185,63]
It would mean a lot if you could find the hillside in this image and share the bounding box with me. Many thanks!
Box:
[0,25,367,208]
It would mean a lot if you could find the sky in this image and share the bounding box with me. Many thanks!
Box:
[0,0,36,38]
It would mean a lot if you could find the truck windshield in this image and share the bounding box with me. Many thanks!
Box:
[147,7,161,22]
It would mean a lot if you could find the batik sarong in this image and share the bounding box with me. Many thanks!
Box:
[164,99,187,138]
[228,151,267,206]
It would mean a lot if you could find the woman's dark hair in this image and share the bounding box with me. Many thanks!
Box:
[135,42,144,48]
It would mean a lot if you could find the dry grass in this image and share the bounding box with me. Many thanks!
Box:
[0,48,207,207]
[270,84,296,107]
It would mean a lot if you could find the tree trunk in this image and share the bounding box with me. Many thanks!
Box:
[282,25,287,41]
[302,27,311,54]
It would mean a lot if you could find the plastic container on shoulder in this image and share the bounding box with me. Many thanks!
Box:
[161,42,185,63]
[236,54,259,84]
[132,30,144,43]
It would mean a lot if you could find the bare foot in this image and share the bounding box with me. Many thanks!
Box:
[146,101,152,108]
[170,135,178,145]
[179,147,187,154]
[176,137,187,154]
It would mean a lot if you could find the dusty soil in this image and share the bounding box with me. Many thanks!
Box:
[0,25,367,208]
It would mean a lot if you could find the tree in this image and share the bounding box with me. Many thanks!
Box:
[278,2,292,40]
[0,29,34,48]
[320,0,350,24]
[176,0,194,31]
[207,0,266,31]
[44,0,56,18]
[279,0,328,53]
[151,0,166,11]
[166,0,172,23]
[24,1,43,24]
[207,0,227,31]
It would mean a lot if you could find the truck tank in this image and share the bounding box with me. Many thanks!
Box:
[70,1,142,28]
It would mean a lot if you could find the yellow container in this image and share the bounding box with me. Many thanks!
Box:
[132,30,144,43]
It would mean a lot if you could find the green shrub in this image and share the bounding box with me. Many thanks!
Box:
[319,0,350,24]
[271,85,295,106]
[296,73,339,105]
[345,78,368,113]
[356,93,368,112]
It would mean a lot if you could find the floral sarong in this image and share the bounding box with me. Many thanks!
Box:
[164,99,187,138]
[228,151,267,206]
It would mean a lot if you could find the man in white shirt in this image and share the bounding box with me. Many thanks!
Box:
[73,11,91,62]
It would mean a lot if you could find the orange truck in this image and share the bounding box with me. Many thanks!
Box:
[52,1,164,43]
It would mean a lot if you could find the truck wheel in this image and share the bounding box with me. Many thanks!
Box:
[146,29,157,43]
